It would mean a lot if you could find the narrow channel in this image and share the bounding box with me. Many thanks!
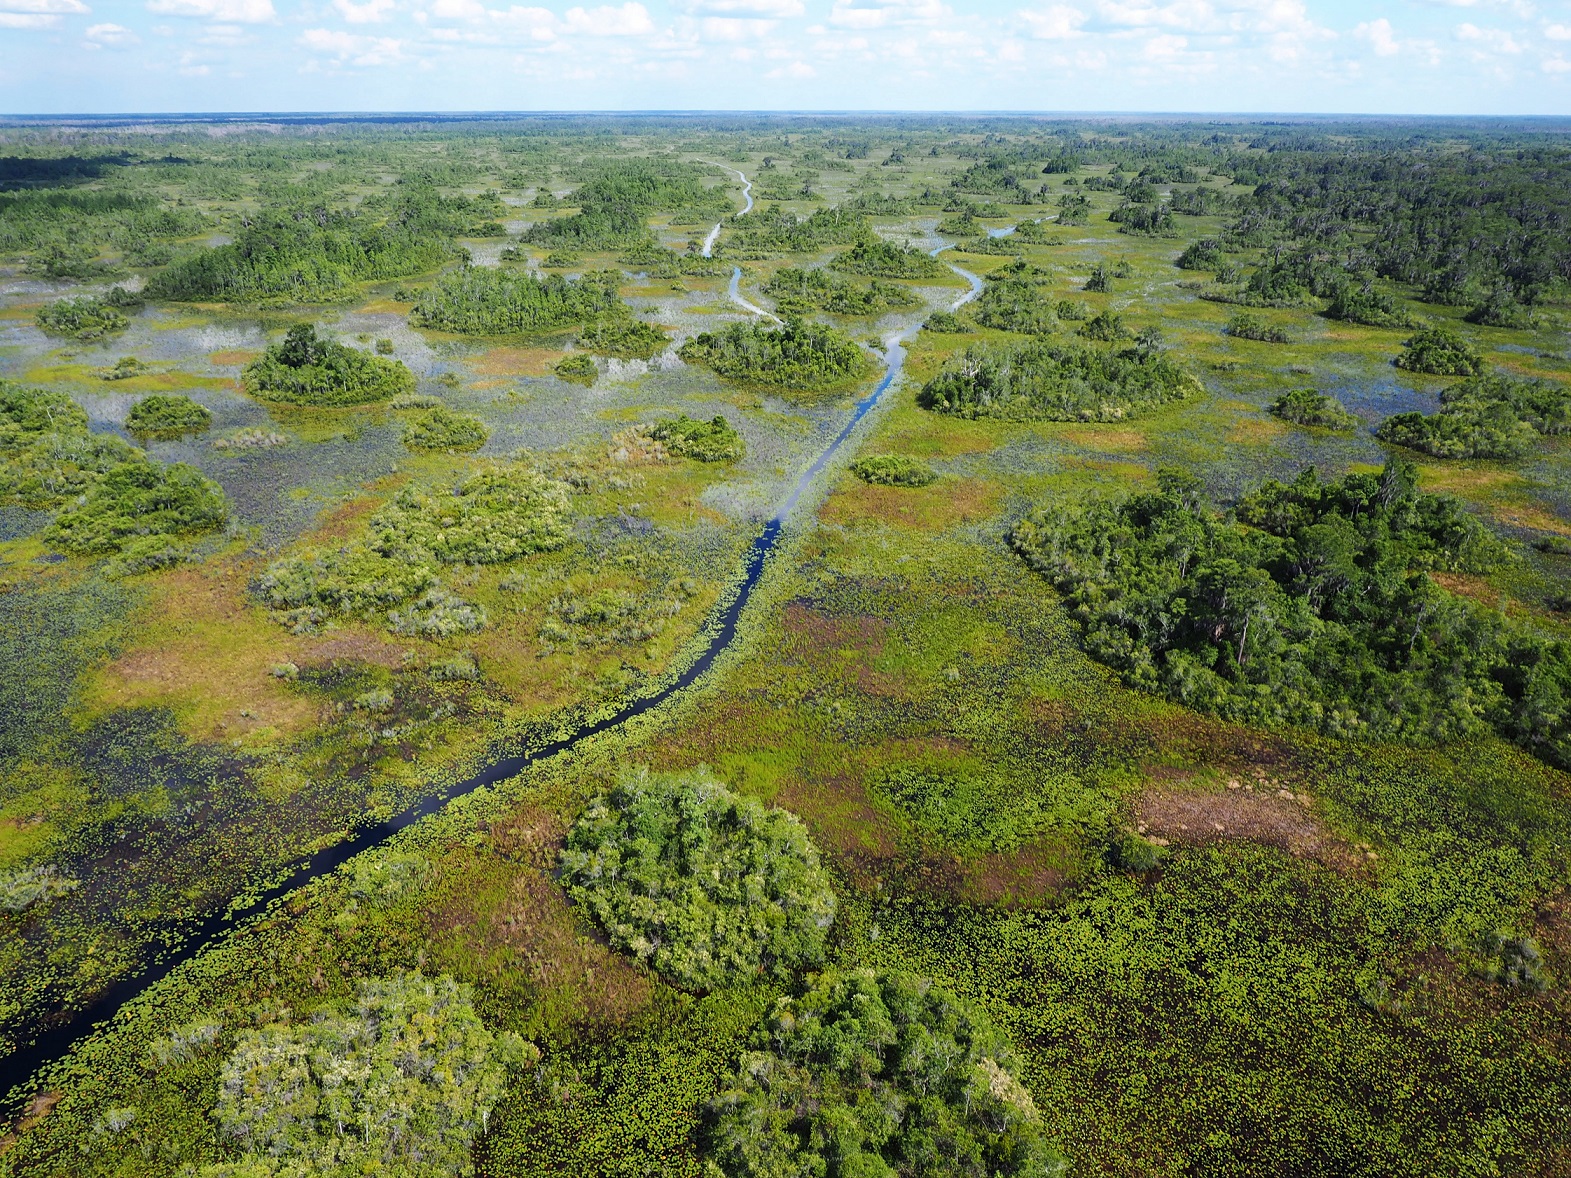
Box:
[1,227,983,1113]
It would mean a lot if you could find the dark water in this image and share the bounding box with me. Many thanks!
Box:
[0,258,980,1113]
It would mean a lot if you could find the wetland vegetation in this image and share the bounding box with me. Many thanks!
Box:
[1,113,1570,1178]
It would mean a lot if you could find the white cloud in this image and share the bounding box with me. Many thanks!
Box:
[1143,30,1187,56]
[0,0,86,26]
[1544,54,1571,70]
[301,25,407,61]
[685,0,801,14]
[85,19,136,40]
[489,3,557,36]
[1019,3,1085,38]
[764,58,814,75]
[1456,21,1523,52]
[147,0,274,22]
[1545,22,1571,39]
[1354,16,1400,56]
[695,15,776,38]
[334,0,396,21]
[828,0,949,30]
[561,2,654,35]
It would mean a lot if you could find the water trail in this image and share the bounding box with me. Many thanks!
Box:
[1,235,982,1114]
[699,164,752,258]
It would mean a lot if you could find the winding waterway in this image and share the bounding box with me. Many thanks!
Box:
[1,196,983,1112]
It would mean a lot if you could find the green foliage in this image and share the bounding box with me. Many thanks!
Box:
[1269,388,1360,431]
[99,357,149,381]
[35,294,130,340]
[203,972,526,1178]
[1465,289,1539,329]
[1325,282,1418,328]
[678,317,870,393]
[244,324,414,407]
[258,466,569,633]
[650,414,744,462]
[402,406,488,453]
[125,394,212,439]
[0,379,144,510]
[1395,327,1486,377]
[921,310,972,333]
[707,968,1067,1178]
[829,238,945,279]
[1110,200,1176,236]
[973,277,1055,334]
[723,206,870,256]
[560,767,837,990]
[1055,191,1090,226]
[1375,374,1571,459]
[410,266,621,336]
[1078,310,1131,342]
[1009,463,1571,764]
[763,268,919,316]
[147,210,452,305]
[1175,237,1225,270]
[918,339,1199,422]
[1224,313,1290,343]
[849,454,937,487]
[577,316,670,358]
[524,160,723,250]
[45,460,227,557]
[554,353,596,381]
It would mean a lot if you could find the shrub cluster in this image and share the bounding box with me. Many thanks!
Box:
[850,454,937,486]
[763,267,919,315]
[1268,388,1360,431]
[125,394,212,438]
[576,316,669,358]
[244,324,414,407]
[1325,282,1418,328]
[707,968,1067,1178]
[203,973,527,1178]
[923,310,973,333]
[410,266,621,336]
[1224,312,1290,343]
[559,768,837,990]
[401,405,488,453]
[829,238,945,279]
[554,353,597,382]
[649,414,744,462]
[1376,374,1571,459]
[34,291,134,339]
[1395,327,1487,377]
[46,459,228,557]
[678,317,870,392]
[974,276,1056,334]
[258,465,570,635]
[1010,463,1571,765]
[918,340,1200,422]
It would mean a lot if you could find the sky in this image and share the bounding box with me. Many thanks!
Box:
[2,0,1571,115]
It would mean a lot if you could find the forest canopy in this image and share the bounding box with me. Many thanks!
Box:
[678,317,870,392]
[410,266,622,336]
[559,768,837,991]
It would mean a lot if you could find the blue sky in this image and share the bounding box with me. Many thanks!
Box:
[2,0,1570,115]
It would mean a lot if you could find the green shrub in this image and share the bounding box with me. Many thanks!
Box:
[678,316,870,393]
[1007,463,1571,765]
[125,394,212,438]
[202,973,527,1178]
[1109,833,1168,872]
[98,357,149,381]
[45,460,227,556]
[559,767,837,990]
[1268,388,1360,430]
[244,324,415,407]
[1325,282,1418,328]
[707,968,1067,1178]
[763,267,919,315]
[1375,374,1571,459]
[1225,313,1291,343]
[1176,238,1225,270]
[829,237,945,279]
[410,266,620,335]
[1054,300,1088,321]
[918,339,1200,422]
[35,294,129,340]
[650,414,744,461]
[576,316,670,358]
[0,379,143,509]
[850,454,936,487]
[554,352,597,382]
[1395,327,1487,376]
[370,466,572,565]
[402,405,488,453]
[1466,290,1539,329]
[974,277,1055,334]
[1079,310,1131,342]
[923,310,972,333]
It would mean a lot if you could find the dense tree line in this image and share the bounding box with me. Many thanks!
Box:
[243,324,414,406]
[525,159,727,249]
[918,339,1200,422]
[410,267,622,335]
[1377,374,1571,459]
[1012,463,1571,767]
[763,267,919,315]
[678,317,870,392]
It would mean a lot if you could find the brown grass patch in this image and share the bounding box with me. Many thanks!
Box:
[1414,466,1522,497]
[1065,426,1148,452]
[1430,571,1506,608]
[819,477,999,532]
[1494,501,1571,537]
[1227,415,1289,444]
[1135,781,1365,873]
[85,565,320,741]
[469,346,562,377]
[208,350,258,367]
